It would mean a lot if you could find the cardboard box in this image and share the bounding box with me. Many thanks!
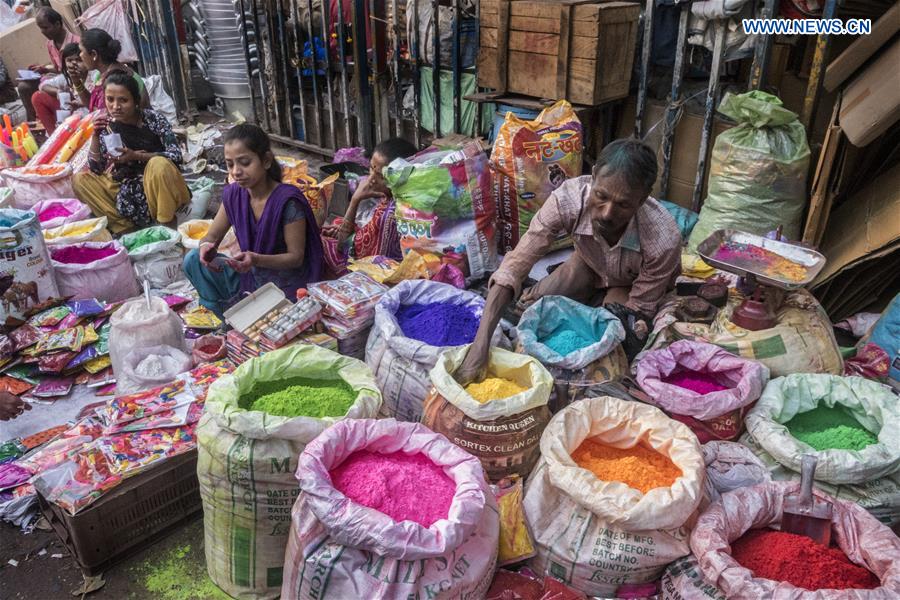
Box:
[0,18,50,76]
[839,37,900,148]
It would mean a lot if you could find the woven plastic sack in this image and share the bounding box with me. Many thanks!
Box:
[640,288,843,377]
[0,188,13,209]
[121,226,184,289]
[175,177,214,225]
[32,198,91,229]
[198,345,382,599]
[49,241,140,302]
[117,344,192,395]
[0,209,59,321]
[688,482,900,599]
[688,91,810,250]
[524,396,703,597]
[75,0,138,62]
[43,217,112,246]
[422,346,553,481]
[109,296,187,384]
[660,555,727,600]
[867,293,900,383]
[281,418,499,600]
[493,100,583,253]
[744,374,900,485]
[365,279,504,422]
[0,164,74,209]
[385,141,496,278]
[177,219,211,249]
[635,340,770,442]
[515,296,628,411]
[701,441,770,505]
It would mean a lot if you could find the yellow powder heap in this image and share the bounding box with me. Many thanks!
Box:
[571,438,682,494]
[465,377,528,403]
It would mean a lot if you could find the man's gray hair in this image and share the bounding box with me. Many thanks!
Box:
[592,138,658,194]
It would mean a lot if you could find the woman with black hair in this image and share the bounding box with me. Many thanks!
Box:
[183,124,324,316]
[76,28,149,111]
[72,71,189,233]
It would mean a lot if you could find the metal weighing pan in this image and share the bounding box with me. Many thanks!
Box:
[696,229,826,290]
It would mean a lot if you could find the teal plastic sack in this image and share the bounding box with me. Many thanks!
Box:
[688,91,810,250]
[659,200,699,242]
[868,293,900,383]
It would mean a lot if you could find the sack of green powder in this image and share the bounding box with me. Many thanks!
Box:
[638,288,843,378]
[365,279,506,422]
[684,482,900,599]
[524,396,704,597]
[744,374,900,486]
[515,295,628,412]
[197,344,382,599]
[634,340,770,442]
[422,346,553,481]
[280,418,499,600]
[121,225,185,289]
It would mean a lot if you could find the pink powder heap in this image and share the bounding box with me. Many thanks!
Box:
[38,204,74,222]
[663,369,729,394]
[52,245,117,265]
[330,450,457,527]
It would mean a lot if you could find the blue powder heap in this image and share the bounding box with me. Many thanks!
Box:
[541,329,595,355]
[396,302,480,346]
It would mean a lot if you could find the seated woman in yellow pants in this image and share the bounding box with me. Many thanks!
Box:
[73,70,189,234]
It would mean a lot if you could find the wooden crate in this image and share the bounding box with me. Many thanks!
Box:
[478,0,640,106]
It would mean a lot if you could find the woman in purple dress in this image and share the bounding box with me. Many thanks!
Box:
[183,124,324,316]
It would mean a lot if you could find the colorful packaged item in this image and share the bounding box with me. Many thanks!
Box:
[0,375,32,395]
[9,324,41,351]
[308,272,388,320]
[31,377,74,398]
[181,306,222,330]
[28,305,71,329]
[0,210,62,322]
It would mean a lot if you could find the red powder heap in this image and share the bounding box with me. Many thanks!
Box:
[663,370,729,394]
[38,204,73,222]
[731,529,880,591]
[330,450,457,528]
[52,245,117,265]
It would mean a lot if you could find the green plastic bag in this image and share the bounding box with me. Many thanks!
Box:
[197,344,381,599]
[688,91,810,250]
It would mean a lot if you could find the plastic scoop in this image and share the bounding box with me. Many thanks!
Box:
[781,454,832,546]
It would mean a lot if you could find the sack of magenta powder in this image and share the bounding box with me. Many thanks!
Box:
[280,418,499,600]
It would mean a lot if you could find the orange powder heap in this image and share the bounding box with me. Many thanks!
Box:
[571,438,682,493]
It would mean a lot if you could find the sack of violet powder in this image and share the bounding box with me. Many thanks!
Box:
[281,418,499,600]
[524,396,704,598]
[197,344,382,599]
[685,482,900,599]
[515,296,628,412]
[365,279,506,422]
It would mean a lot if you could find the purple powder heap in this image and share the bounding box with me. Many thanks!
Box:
[396,302,480,346]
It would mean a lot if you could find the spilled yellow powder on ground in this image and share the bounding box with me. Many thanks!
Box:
[572,438,681,494]
[465,377,528,403]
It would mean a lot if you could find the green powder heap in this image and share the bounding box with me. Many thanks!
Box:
[242,376,356,417]
[143,545,230,600]
[785,405,879,451]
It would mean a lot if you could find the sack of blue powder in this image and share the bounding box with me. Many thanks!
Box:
[197,344,382,599]
[366,279,506,422]
[515,295,627,412]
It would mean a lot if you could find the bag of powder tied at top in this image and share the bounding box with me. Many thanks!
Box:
[422,346,553,482]
[280,418,499,600]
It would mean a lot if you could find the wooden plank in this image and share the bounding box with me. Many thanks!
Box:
[824,3,900,92]
[481,28,600,60]
[482,12,603,37]
[481,0,602,21]
[556,4,573,98]
[495,0,511,94]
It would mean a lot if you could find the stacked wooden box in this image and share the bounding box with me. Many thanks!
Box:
[478,0,641,105]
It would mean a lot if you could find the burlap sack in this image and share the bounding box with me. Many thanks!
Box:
[524,396,704,597]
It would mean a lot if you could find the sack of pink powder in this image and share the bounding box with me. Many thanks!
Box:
[32,198,91,230]
[281,418,499,600]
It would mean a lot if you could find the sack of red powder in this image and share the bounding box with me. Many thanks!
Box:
[516,296,628,412]
[683,482,900,599]
[280,418,499,600]
[49,241,140,303]
[191,334,227,365]
[745,374,900,485]
[634,340,770,442]
[366,279,507,422]
[198,345,382,599]
[422,346,553,481]
[524,396,704,597]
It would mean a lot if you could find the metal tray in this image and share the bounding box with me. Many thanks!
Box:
[697,229,826,289]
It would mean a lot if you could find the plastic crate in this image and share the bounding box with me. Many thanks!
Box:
[37,450,202,576]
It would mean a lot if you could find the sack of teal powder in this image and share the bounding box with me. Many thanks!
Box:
[365,279,505,422]
[280,418,499,600]
[634,340,770,442]
[744,374,900,486]
[197,344,382,599]
[121,225,184,289]
[515,296,628,412]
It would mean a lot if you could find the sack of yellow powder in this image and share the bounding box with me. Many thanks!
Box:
[197,344,381,599]
[177,219,212,249]
[42,216,112,246]
[524,396,703,597]
[516,296,628,412]
[422,346,552,482]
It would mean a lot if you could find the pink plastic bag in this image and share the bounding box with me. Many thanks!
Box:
[50,241,140,302]
[281,418,499,599]
[688,482,900,599]
[75,0,138,62]
[32,198,91,229]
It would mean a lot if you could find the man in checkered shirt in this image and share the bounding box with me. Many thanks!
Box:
[459,138,682,381]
